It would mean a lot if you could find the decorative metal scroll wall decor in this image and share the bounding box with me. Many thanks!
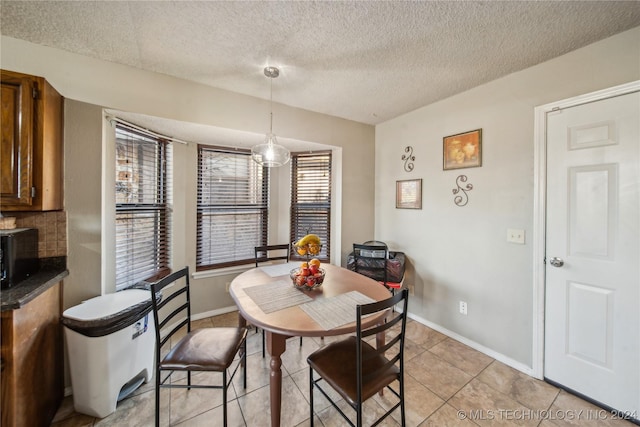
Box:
[401,146,415,172]
[452,175,473,207]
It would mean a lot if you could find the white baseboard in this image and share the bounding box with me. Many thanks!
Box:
[192,305,238,321]
[193,304,534,376]
[406,311,534,377]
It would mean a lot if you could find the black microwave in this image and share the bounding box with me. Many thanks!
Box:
[1,228,39,289]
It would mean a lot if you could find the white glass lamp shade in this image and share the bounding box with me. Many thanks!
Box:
[251,133,290,167]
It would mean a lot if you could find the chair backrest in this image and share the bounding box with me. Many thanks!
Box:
[356,289,409,401]
[353,243,388,284]
[254,243,290,267]
[149,267,191,354]
[362,240,388,249]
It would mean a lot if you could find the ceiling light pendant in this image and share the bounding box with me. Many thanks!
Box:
[251,66,290,167]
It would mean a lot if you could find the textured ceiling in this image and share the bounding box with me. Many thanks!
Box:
[1,1,639,127]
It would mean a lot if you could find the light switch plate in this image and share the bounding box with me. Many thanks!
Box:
[507,228,525,244]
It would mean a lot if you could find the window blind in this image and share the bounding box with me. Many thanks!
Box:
[290,151,332,261]
[197,146,269,270]
[115,125,171,290]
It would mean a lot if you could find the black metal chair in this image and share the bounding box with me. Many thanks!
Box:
[149,267,247,427]
[362,240,388,248]
[353,243,388,282]
[254,243,290,266]
[254,244,302,357]
[308,289,409,427]
[353,243,403,296]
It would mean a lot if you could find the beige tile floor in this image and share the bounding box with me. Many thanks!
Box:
[52,312,636,427]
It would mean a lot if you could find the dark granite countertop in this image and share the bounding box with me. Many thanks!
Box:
[1,257,68,311]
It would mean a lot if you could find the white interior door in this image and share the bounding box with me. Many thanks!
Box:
[544,90,639,418]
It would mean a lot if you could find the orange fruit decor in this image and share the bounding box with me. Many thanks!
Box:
[309,258,321,267]
[293,234,321,257]
[300,261,309,268]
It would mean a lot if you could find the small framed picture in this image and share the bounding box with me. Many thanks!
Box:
[396,179,422,209]
[443,129,482,170]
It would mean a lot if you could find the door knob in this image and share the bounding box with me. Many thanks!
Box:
[549,257,564,267]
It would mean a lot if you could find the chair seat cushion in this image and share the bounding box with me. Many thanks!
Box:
[308,336,399,406]
[387,281,402,290]
[162,327,247,371]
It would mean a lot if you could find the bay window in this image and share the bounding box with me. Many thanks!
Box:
[290,151,332,261]
[197,146,269,270]
[115,125,171,290]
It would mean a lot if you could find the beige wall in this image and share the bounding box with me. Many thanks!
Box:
[375,27,640,371]
[5,26,638,372]
[1,36,375,312]
[63,101,105,305]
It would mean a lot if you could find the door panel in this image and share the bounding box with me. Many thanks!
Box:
[545,91,639,416]
[568,164,617,259]
[568,120,617,149]
[1,83,20,197]
[566,281,613,367]
[0,73,33,206]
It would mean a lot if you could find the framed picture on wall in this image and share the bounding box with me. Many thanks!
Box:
[396,179,422,209]
[443,128,482,170]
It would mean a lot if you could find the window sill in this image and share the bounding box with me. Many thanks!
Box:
[192,264,253,280]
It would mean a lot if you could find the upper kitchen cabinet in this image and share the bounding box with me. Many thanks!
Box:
[1,70,63,211]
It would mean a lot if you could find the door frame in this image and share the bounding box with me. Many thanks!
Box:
[532,80,640,379]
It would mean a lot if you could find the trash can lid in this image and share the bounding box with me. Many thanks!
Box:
[63,289,152,321]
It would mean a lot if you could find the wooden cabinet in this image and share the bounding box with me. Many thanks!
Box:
[1,282,64,427]
[1,70,63,211]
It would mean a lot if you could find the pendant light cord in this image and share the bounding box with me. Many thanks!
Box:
[269,76,274,135]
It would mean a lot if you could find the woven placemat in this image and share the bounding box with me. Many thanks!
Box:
[259,262,299,278]
[300,291,375,330]
[243,280,312,314]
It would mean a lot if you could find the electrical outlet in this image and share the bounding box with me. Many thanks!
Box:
[507,228,525,244]
[459,301,468,315]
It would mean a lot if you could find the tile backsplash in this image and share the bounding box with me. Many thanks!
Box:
[5,211,67,258]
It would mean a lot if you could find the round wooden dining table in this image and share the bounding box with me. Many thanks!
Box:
[229,262,392,427]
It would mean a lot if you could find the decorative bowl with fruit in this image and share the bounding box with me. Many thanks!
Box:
[292,234,322,258]
[290,259,325,290]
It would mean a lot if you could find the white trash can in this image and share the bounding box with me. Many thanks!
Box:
[62,289,156,418]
